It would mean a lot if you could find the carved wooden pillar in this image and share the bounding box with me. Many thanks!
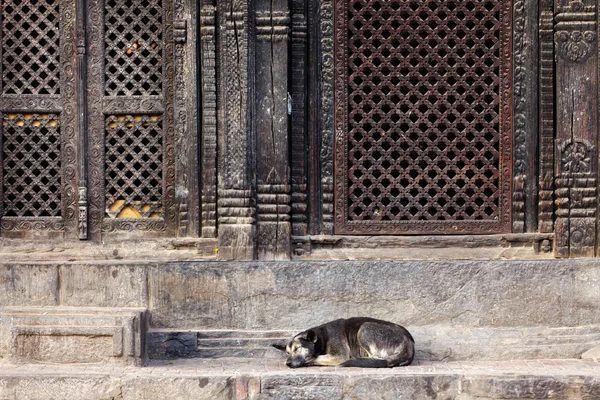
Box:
[174,0,202,237]
[513,0,539,233]
[554,0,598,257]
[217,0,256,259]
[200,1,219,238]
[539,0,555,234]
[290,0,309,243]
[318,0,335,235]
[77,0,89,239]
[255,0,292,260]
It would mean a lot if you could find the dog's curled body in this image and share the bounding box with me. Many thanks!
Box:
[272,317,414,368]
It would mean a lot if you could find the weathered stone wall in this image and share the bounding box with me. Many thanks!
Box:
[2,260,600,330]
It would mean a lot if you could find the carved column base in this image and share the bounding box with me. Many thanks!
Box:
[218,224,256,260]
[257,184,291,260]
[217,189,256,260]
[554,175,597,258]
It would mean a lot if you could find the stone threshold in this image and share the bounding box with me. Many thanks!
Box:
[0,358,599,399]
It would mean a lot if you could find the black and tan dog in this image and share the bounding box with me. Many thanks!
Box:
[272,317,414,368]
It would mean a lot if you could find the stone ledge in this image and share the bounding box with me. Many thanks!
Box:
[0,358,599,399]
[147,324,600,362]
[0,307,147,366]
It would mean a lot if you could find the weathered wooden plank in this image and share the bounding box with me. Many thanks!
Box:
[255,0,292,260]
[553,0,598,257]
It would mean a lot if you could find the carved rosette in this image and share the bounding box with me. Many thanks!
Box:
[556,31,595,63]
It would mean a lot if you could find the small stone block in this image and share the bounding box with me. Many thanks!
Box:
[581,346,600,362]
[0,306,147,366]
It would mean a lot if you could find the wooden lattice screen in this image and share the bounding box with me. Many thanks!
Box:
[334,0,513,234]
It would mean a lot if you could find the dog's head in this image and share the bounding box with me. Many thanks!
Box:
[271,330,318,368]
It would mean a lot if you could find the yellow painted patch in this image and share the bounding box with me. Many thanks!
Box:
[117,206,142,218]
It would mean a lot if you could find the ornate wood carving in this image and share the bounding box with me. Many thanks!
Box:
[76,0,89,239]
[319,0,335,235]
[255,2,292,259]
[554,0,597,257]
[333,0,513,234]
[174,1,190,237]
[538,4,555,233]
[513,0,539,233]
[0,0,78,239]
[87,0,177,239]
[290,0,309,238]
[200,3,218,238]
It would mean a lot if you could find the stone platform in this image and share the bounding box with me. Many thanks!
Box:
[1,257,599,398]
[1,358,599,399]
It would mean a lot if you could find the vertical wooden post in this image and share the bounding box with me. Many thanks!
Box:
[538,1,555,234]
[554,0,597,257]
[513,0,539,233]
[200,1,219,238]
[290,0,309,248]
[76,0,89,239]
[217,0,256,260]
[255,0,292,260]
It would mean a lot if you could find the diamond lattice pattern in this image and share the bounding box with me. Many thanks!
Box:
[105,115,163,219]
[348,0,501,221]
[104,0,163,96]
[1,0,60,95]
[2,114,61,217]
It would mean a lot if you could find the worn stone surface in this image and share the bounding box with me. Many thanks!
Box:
[147,260,600,329]
[1,359,600,399]
[582,346,600,362]
[147,332,198,359]
[16,334,114,364]
[0,307,147,366]
[150,324,600,362]
[0,376,233,400]
[59,264,147,307]
[0,265,58,307]
[2,260,600,330]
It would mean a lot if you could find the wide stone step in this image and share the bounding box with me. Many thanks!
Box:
[1,358,599,399]
[147,324,600,362]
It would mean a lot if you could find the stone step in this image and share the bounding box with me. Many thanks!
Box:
[148,324,600,362]
[0,358,599,399]
[0,306,147,366]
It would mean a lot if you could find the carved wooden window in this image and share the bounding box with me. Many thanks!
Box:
[334,0,512,234]
[105,114,163,219]
[85,0,175,238]
[0,0,78,238]
[2,114,61,217]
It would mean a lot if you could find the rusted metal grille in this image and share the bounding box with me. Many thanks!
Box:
[104,115,163,219]
[334,0,512,234]
[104,0,163,96]
[2,114,61,217]
[1,0,60,95]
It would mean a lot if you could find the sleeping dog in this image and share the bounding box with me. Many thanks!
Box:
[272,317,414,368]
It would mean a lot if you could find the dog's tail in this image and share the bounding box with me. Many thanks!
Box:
[339,358,389,368]
[340,352,415,368]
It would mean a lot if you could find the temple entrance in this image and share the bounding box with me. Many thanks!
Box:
[333,0,513,234]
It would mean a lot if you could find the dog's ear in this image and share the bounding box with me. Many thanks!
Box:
[271,340,287,352]
[306,329,317,343]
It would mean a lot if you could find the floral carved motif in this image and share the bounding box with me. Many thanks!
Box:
[560,139,592,175]
[556,31,595,63]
